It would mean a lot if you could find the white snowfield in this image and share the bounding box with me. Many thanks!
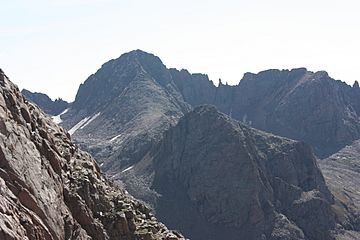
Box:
[80,112,101,129]
[109,134,122,142]
[121,165,134,173]
[51,108,69,124]
[68,112,101,135]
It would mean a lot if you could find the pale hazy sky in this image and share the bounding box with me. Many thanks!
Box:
[1,0,360,101]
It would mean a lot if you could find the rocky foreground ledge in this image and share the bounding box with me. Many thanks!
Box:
[0,68,185,239]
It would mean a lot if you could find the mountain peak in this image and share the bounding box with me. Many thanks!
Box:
[128,49,156,56]
[120,49,165,67]
[313,70,329,79]
[72,49,172,112]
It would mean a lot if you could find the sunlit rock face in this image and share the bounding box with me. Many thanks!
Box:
[0,69,185,240]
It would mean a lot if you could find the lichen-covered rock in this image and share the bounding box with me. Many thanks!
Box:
[0,69,185,240]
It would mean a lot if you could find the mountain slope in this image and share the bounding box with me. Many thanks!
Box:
[22,89,68,116]
[121,105,339,240]
[60,50,190,173]
[320,140,360,233]
[0,69,185,240]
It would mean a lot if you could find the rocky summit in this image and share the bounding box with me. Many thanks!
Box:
[22,89,68,116]
[120,105,346,240]
[0,69,185,240]
[59,50,190,174]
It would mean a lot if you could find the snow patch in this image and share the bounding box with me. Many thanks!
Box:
[109,134,121,142]
[68,112,101,135]
[121,165,134,173]
[51,108,69,124]
[68,116,90,135]
[80,112,101,129]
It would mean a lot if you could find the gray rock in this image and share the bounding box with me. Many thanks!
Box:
[320,140,360,232]
[60,50,190,174]
[22,89,68,116]
[270,214,305,240]
[0,69,186,240]
[172,68,360,158]
[126,105,336,240]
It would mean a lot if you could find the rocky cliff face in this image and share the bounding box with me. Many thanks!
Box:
[22,89,68,116]
[60,50,190,173]
[121,105,339,240]
[171,67,360,158]
[226,69,360,158]
[320,140,360,237]
[0,69,185,240]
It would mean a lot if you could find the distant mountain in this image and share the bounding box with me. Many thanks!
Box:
[120,105,342,240]
[172,68,360,158]
[22,89,68,116]
[38,50,360,164]
[0,69,185,239]
[60,50,190,173]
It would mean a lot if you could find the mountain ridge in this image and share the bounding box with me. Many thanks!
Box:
[45,50,360,159]
[22,89,69,116]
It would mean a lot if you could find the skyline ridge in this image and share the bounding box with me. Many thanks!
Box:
[13,49,359,102]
